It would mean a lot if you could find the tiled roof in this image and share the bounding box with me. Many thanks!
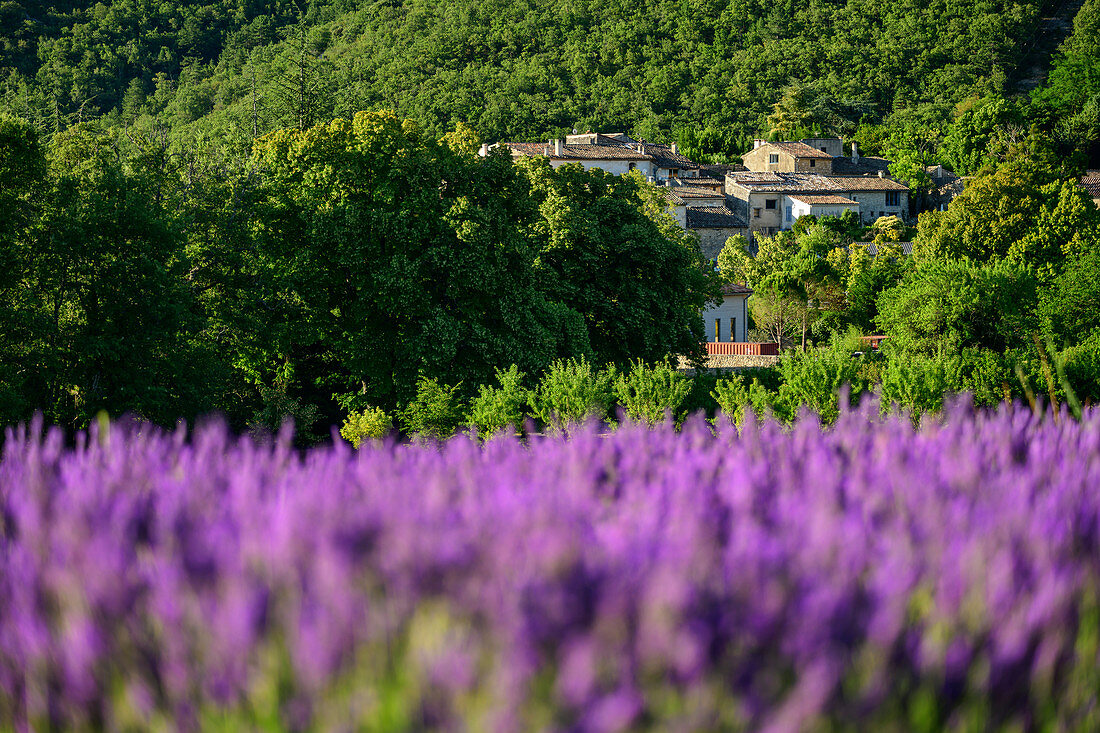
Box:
[642,144,697,169]
[728,171,909,194]
[831,156,893,176]
[698,163,746,178]
[861,241,914,257]
[1081,170,1100,197]
[501,142,653,161]
[837,176,909,191]
[763,141,834,159]
[687,206,748,229]
[673,186,727,199]
[720,283,753,296]
[677,178,724,189]
[789,195,859,206]
[727,172,839,193]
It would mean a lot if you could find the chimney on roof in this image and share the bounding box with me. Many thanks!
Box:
[754,139,766,149]
[851,141,860,165]
[935,164,944,179]
[671,142,678,155]
[478,143,488,157]
[877,170,885,178]
[554,138,563,156]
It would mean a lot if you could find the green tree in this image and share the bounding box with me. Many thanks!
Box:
[248,111,587,419]
[6,123,221,427]
[914,159,1096,276]
[520,159,717,367]
[1040,244,1100,346]
[940,96,1021,175]
[876,258,1039,353]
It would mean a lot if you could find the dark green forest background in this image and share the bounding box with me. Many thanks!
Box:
[2,0,1097,161]
[1,0,1099,436]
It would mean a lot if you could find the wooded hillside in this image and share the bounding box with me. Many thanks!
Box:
[2,0,1090,161]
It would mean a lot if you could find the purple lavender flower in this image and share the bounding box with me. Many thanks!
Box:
[2,400,1100,729]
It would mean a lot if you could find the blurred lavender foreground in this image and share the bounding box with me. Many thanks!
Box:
[3,403,1100,732]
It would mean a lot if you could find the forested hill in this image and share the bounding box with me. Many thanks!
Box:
[0,0,1083,160]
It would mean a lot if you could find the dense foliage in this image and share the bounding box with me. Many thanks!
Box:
[1,0,1094,166]
[0,111,716,434]
[5,405,1100,729]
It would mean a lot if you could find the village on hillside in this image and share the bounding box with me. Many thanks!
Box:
[484,132,967,260]
[483,132,968,353]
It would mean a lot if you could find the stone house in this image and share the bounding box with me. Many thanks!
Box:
[725,171,909,235]
[731,138,912,235]
[788,195,860,221]
[686,207,750,260]
[495,139,657,177]
[741,140,835,174]
[701,283,752,343]
[492,134,700,184]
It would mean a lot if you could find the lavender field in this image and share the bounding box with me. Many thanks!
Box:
[3,402,1100,731]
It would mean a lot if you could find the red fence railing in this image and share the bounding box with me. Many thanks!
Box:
[859,335,888,351]
[705,342,779,356]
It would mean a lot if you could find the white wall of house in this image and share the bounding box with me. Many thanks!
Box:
[701,295,749,342]
[784,197,860,227]
[551,159,655,177]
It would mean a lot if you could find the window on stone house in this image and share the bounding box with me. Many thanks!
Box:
[809,159,816,167]
[885,191,899,206]
[765,199,777,210]
[730,317,737,342]
[753,208,762,218]
[768,153,779,164]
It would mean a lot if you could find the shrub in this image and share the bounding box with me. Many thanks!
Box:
[773,331,867,423]
[340,406,392,447]
[397,377,466,440]
[467,365,530,437]
[528,356,615,428]
[879,344,963,417]
[612,360,691,425]
[712,373,779,426]
[1059,332,1100,405]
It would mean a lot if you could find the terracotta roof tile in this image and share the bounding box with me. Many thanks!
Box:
[672,186,727,199]
[721,283,753,295]
[789,195,859,205]
[764,141,834,159]
[687,206,748,229]
[727,172,840,193]
[1081,170,1100,197]
[641,144,697,169]
[836,176,909,191]
[501,142,653,161]
[728,171,909,194]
